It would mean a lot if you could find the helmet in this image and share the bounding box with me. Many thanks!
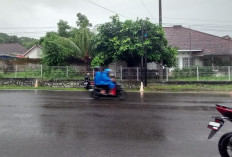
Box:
[104,69,111,73]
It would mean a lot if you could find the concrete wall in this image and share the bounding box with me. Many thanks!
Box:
[0,78,140,89]
[0,78,81,88]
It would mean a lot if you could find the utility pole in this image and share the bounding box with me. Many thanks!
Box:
[159,0,162,26]
[141,23,144,83]
[159,0,163,80]
[144,24,148,87]
[141,21,148,87]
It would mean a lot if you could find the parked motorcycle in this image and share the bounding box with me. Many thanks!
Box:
[79,80,93,90]
[208,104,232,157]
[91,83,125,100]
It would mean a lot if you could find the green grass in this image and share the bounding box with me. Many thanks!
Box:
[146,84,232,92]
[169,75,230,81]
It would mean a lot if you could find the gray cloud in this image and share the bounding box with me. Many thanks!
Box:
[0,0,231,38]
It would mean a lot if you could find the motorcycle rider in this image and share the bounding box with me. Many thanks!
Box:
[101,69,115,94]
[94,66,102,86]
[83,73,90,89]
[85,73,90,82]
[94,67,115,94]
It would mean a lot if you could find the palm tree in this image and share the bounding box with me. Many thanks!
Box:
[71,28,96,62]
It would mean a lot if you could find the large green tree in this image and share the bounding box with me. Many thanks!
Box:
[92,16,177,67]
[40,13,96,66]
[40,32,81,66]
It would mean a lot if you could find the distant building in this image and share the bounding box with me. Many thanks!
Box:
[164,25,232,69]
[0,43,27,58]
[23,45,42,59]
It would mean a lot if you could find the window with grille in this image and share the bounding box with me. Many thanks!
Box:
[183,57,195,67]
[190,58,195,66]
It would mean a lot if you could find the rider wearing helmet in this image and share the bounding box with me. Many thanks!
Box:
[85,73,90,82]
[101,69,115,93]
[94,68,115,94]
[94,66,102,86]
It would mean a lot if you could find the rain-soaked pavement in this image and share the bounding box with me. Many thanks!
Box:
[0,90,232,157]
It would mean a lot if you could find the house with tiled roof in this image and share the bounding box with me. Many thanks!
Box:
[0,43,27,58]
[164,25,232,69]
[23,45,42,59]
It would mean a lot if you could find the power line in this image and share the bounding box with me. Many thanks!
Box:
[163,16,232,24]
[82,0,130,19]
[6,31,54,34]
[0,27,57,30]
[140,0,155,20]
[162,22,232,29]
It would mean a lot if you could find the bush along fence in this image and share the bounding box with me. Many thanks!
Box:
[169,66,232,82]
[1,64,232,82]
[0,65,94,80]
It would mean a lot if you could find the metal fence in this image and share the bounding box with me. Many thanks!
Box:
[1,64,232,82]
[0,64,94,80]
[114,66,232,82]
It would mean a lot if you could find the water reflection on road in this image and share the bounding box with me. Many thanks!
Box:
[0,90,231,157]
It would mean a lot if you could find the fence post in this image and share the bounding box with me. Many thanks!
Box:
[137,67,139,81]
[114,65,117,78]
[41,65,43,78]
[166,68,169,82]
[15,65,18,78]
[66,66,69,78]
[229,66,231,81]
[197,66,199,81]
[120,66,122,80]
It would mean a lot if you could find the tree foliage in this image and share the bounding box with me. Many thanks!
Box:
[76,13,92,28]
[71,28,95,61]
[0,33,38,49]
[41,13,96,66]
[57,20,71,37]
[71,13,96,61]
[40,32,81,66]
[92,15,177,67]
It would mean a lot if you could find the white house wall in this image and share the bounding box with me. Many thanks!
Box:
[195,56,203,67]
[25,47,42,59]
[147,62,157,70]
[178,51,203,69]
[136,51,203,70]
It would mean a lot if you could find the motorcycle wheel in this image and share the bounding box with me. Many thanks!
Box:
[85,84,90,90]
[92,89,100,99]
[218,132,232,157]
[79,82,86,88]
[118,90,125,100]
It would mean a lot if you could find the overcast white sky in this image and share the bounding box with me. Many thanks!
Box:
[1,0,232,38]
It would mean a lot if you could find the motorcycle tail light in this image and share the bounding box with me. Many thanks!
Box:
[215,119,220,122]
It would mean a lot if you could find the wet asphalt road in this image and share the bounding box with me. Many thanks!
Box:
[0,90,232,157]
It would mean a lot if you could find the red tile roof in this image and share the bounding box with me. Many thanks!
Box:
[164,26,232,56]
[0,43,27,55]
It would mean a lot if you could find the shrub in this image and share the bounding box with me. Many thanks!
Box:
[173,66,213,78]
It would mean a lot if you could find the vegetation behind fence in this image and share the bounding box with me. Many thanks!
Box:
[1,65,232,82]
